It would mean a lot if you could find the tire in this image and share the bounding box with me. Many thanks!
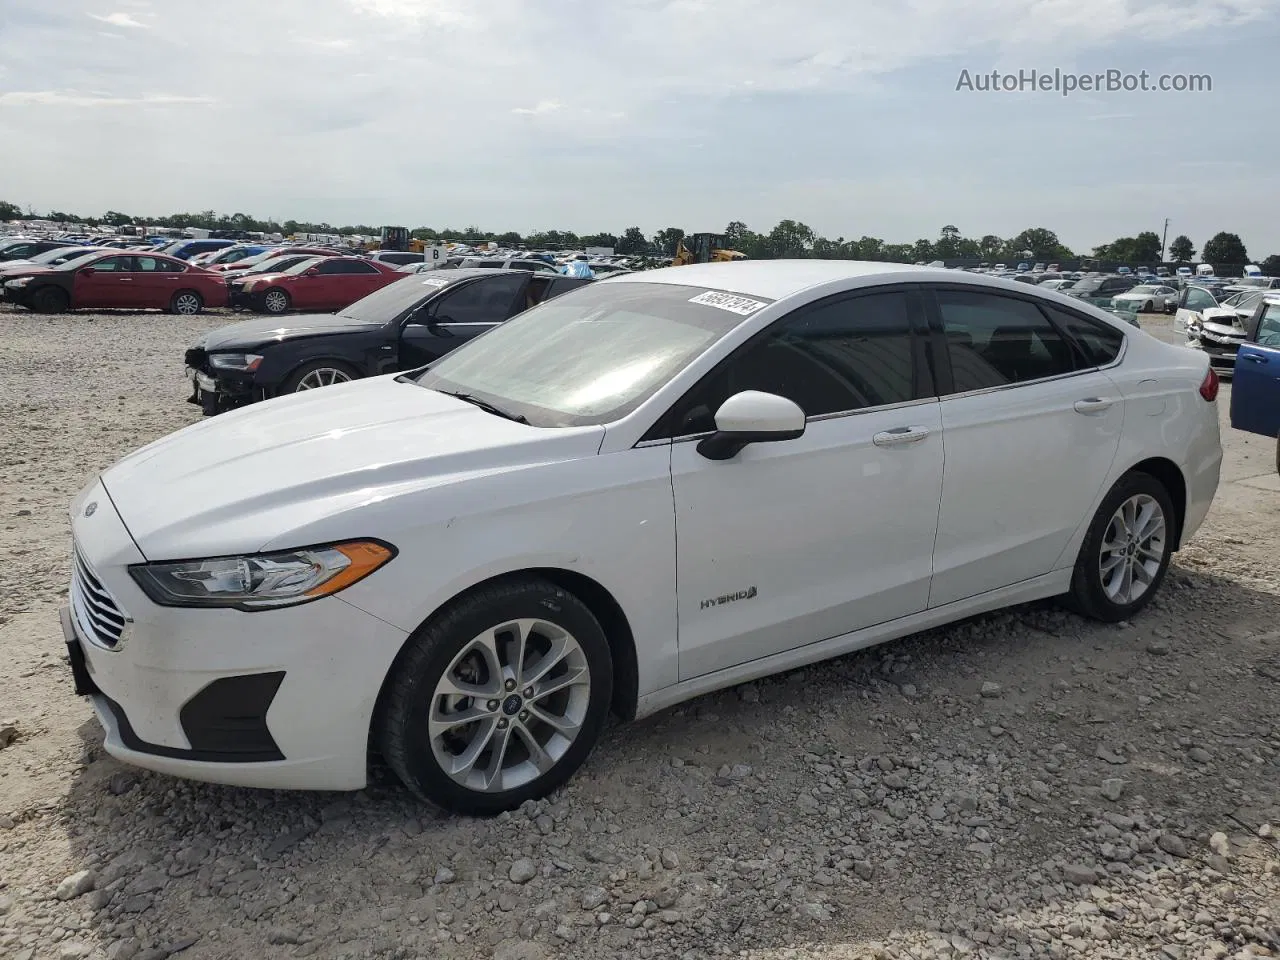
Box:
[170,290,204,315]
[1064,471,1176,622]
[1143,300,1154,313]
[280,360,360,394]
[30,286,69,314]
[377,576,614,814]
[260,288,290,315]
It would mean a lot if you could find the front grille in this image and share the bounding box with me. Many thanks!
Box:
[70,546,126,650]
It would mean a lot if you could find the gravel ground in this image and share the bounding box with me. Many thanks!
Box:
[1,304,1278,960]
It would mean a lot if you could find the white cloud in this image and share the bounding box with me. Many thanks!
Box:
[0,90,213,107]
[88,11,148,28]
[512,100,562,116]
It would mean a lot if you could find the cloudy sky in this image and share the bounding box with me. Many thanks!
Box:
[1,0,1278,255]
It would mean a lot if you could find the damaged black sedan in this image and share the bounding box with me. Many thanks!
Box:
[184,268,592,414]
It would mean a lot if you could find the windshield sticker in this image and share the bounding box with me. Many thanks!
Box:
[688,290,768,315]
[421,276,451,287]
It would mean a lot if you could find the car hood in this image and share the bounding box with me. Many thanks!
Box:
[237,271,294,286]
[1,263,55,277]
[99,376,604,559]
[195,314,378,350]
[1201,308,1239,325]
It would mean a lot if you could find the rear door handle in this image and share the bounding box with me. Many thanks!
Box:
[872,426,930,447]
[1073,397,1114,414]
[1242,353,1269,364]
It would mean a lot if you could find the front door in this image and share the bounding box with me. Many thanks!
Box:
[665,289,944,680]
[399,274,529,368]
[73,256,132,308]
[925,288,1125,607]
[1231,300,1280,438]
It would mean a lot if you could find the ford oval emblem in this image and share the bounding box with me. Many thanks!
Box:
[84,501,97,517]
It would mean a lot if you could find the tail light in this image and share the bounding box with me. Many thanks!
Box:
[1199,367,1219,402]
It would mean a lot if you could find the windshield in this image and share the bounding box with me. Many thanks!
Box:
[24,246,94,265]
[339,274,458,323]
[1071,278,1103,292]
[1129,285,1160,294]
[281,256,326,275]
[414,281,769,427]
[244,255,307,275]
[1234,277,1268,288]
[47,250,103,269]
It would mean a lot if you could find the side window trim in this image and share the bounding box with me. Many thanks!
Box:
[922,284,1119,400]
[638,285,930,444]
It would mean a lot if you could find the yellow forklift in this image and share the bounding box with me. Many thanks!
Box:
[673,233,747,265]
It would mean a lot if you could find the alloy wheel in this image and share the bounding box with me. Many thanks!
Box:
[294,367,352,390]
[428,618,591,793]
[174,293,201,315]
[1098,493,1166,605]
[264,290,288,313]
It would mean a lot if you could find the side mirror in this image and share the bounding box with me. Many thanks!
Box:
[696,391,805,461]
[304,267,319,277]
[80,266,96,277]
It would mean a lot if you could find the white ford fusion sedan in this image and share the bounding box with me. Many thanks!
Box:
[63,261,1222,813]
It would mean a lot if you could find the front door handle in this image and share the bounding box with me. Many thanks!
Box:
[1242,353,1269,364]
[872,426,930,447]
[1073,397,1114,414]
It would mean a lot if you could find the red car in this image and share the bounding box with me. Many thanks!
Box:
[209,246,336,273]
[1,250,229,315]
[235,256,403,314]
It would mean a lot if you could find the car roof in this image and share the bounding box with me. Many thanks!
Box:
[604,260,925,300]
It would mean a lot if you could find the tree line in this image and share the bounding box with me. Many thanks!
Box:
[1,200,1272,273]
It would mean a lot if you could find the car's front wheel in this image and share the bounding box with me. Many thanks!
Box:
[280,360,359,393]
[1065,471,1175,622]
[378,577,613,814]
[260,288,290,314]
[30,286,70,314]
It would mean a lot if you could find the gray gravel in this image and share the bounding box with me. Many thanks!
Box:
[1,305,1278,960]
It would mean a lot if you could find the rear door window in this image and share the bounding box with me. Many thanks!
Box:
[935,289,1079,391]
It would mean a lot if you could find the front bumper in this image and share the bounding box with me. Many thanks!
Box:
[1185,336,1241,372]
[183,364,256,406]
[64,480,410,790]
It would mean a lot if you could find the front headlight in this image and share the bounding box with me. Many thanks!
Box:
[240,280,258,291]
[209,352,264,372]
[5,277,31,288]
[129,540,395,610]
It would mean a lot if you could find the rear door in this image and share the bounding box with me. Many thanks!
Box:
[398,273,529,367]
[126,254,183,308]
[924,287,1125,607]
[1231,301,1280,438]
[73,256,132,308]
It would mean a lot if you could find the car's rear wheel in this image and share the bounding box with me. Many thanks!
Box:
[30,286,69,314]
[281,360,359,393]
[261,288,290,314]
[377,577,613,814]
[1143,300,1154,313]
[170,290,204,315]
[1064,471,1175,622]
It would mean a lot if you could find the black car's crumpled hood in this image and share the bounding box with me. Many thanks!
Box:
[195,314,376,351]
